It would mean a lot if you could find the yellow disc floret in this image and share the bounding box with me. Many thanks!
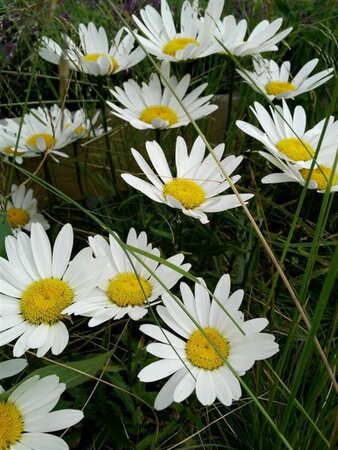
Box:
[186,327,229,370]
[83,53,119,73]
[276,138,314,161]
[7,208,30,228]
[264,81,296,96]
[162,37,199,57]
[163,178,205,209]
[21,278,74,325]
[4,147,26,156]
[0,401,23,449]
[299,166,337,190]
[140,106,178,127]
[26,133,56,151]
[107,273,152,307]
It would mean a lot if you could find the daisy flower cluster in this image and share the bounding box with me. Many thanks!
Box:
[0,0,336,446]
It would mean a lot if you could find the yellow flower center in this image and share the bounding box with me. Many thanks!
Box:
[107,273,152,307]
[21,278,74,325]
[26,133,56,151]
[163,179,205,209]
[276,138,314,161]
[74,125,87,135]
[4,147,26,156]
[7,208,30,228]
[0,401,23,449]
[186,327,229,370]
[264,81,296,96]
[162,37,199,57]
[139,106,178,127]
[299,166,337,190]
[82,53,119,73]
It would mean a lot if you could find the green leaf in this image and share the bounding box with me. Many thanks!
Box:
[0,352,112,401]
[0,212,12,257]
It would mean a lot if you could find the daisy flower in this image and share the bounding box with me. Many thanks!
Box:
[236,100,338,164]
[40,22,145,76]
[5,184,50,234]
[0,105,87,161]
[0,223,103,357]
[237,58,334,100]
[138,275,279,410]
[260,151,338,193]
[121,136,254,224]
[132,0,223,62]
[108,64,217,130]
[0,129,35,165]
[0,358,27,394]
[0,374,83,449]
[214,16,292,57]
[64,228,191,323]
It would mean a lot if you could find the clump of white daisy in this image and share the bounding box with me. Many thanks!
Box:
[122,136,253,224]
[107,62,218,130]
[236,100,338,164]
[0,358,27,393]
[138,275,279,410]
[237,58,334,100]
[40,22,145,76]
[132,0,223,62]
[0,223,103,357]
[214,16,292,57]
[4,184,49,234]
[0,374,83,449]
[64,228,191,323]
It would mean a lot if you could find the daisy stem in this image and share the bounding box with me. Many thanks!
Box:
[97,77,116,194]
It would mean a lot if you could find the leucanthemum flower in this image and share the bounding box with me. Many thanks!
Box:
[260,151,338,193]
[64,228,191,323]
[0,223,103,357]
[0,105,88,162]
[5,184,50,234]
[0,358,27,394]
[121,136,254,224]
[236,100,338,164]
[214,16,292,57]
[108,64,217,130]
[237,58,334,100]
[138,275,279,410]
[0,374,83,450]
[40,22,145,76]
[132,0,223,62]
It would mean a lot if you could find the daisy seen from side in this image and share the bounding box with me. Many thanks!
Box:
[132,0,223,62]
[64,228,191,323]
[5,184,49,234]
[214,16,292,57]
[0,223,103,357]
[39,22,145,76]
[138,275,279,410]
[236,100,338,164]
[237,58,334,100]
[107,62,218,130]
[0,374,83,450]
[121,136,254,224]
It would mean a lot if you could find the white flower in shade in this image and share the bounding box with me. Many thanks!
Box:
[40,22,145,76]
[0,223,103,357]
[0,374,83,450]
[64,228,191,323]
[5,184,50,234]
[108,64,217,130]
[132,0,223,62]
[0,358,27,393]
[138,275,279,410]
[259,151,338,193]
[236,100,338,164]
[0,105,87,161]
[0,130,35,165]
[237,58,334,100]
[214,16,292,57]
[121,136,254,224]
